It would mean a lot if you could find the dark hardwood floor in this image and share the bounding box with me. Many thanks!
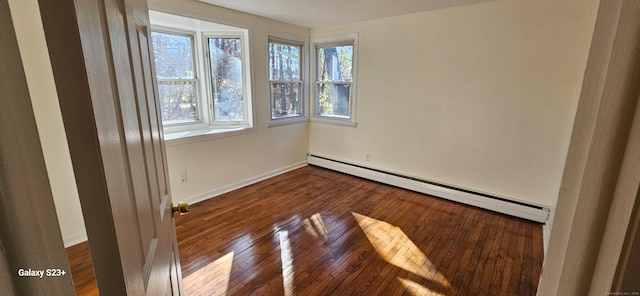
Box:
[67,165,543,295]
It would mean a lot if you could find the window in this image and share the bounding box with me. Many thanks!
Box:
[268,39,303,120]
[205,35,248,124]
[313,35,357,125]
[150,11,253,139]
[151,31,199,124]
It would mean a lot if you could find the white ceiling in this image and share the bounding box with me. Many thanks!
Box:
[197,0,494,28]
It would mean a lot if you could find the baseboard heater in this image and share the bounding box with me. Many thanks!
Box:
[307,155,550,223]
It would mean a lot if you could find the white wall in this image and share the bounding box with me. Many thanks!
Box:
[8,0,86,246]
[309,0,599,207]
[149,0,310,203]
[8,0,598,246]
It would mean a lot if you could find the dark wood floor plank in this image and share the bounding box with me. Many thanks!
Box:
[488,214,519,295]
[510,222,527,293]
[467,214,501,295]
[519,222,534,295]
[67,165,544,295]
[531,223,544,295]
[65,242,98,296]
[438,205,482,295]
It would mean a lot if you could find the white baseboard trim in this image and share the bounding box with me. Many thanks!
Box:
[308,155,550,223]
[183,161,308,206]
[62,161,307,247]
[63,233,88,248]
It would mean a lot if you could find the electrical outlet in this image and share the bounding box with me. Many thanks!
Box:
[365,152,371,161]
[179,170,188,183]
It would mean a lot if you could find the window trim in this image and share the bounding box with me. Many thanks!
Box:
[149,10,257,140]
[150,28,204,130]
[202,32,252,128]
[310,33,358,127]
[266,34,309,128]
[268,38,304,121]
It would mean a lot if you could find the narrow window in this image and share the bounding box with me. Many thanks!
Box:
[269,40,303,120]
[151,31,198,124]
[315,43,353,119]
[206,35,247,124]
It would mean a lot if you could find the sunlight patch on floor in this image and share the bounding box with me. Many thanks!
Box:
[352,212,450,290]
[397,277,446,296]
[303,213,328,241]
[183,251,234,296]
[279,230,295,296]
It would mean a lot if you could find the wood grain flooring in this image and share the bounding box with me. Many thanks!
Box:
[66,165,543,295]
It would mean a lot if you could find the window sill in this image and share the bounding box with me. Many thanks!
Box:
[164,126,256,146]
[266,116,308,128]
[310,117,357,127]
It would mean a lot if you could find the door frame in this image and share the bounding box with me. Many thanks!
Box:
[0,0,74,294]
[537,0,640,295]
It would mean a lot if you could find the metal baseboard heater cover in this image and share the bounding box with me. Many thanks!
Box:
[307,155,550,223]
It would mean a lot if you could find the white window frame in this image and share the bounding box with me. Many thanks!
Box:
[151,28,206,132]
[267,35,309,127]
[149,11,255,140]
[203,32,252,128]
[311,33,358,127]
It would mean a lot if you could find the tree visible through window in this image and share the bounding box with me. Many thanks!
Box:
[151,31,198,123]
[150,12,254,135]
[207,37,245,122]
[269,40,303,120]
[316,44,353,118]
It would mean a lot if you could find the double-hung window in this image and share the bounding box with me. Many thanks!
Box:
[150,11,253,139]
[151,31,199,125]
[313,35,357,126]
[268,39,304,120]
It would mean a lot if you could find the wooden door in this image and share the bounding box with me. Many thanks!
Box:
[39,0,182,294]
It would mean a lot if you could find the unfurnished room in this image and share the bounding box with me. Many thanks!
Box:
[2,0,640,295]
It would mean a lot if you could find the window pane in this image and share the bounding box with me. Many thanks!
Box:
[269,43,301,81]
[208,37,244,121]
[157,81,198,122]
[317,45,353,82]
[317,83,351,117]
[151,32,194,79]
[271,82,302,119]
